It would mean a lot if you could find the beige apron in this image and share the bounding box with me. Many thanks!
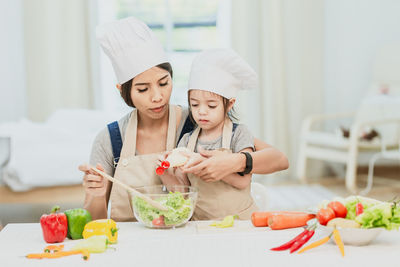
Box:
[109,105,177,222]
[187,118,258,221]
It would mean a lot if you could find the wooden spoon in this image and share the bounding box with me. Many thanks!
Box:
[91,167,168,211]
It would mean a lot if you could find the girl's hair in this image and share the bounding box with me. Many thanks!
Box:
[187,90,238,125]
[120,63,173,108]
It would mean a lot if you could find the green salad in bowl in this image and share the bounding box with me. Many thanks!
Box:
[130,185,198,229]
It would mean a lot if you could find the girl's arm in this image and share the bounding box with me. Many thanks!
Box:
[218,148,253,189]
[182,138,289,181]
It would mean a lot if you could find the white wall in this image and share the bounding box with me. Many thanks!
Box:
[0,0,26,123]
[324,0,400,119]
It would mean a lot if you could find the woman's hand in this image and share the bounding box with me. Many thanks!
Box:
[79,163,108,197]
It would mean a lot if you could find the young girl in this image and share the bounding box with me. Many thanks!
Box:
[160,49,283,220]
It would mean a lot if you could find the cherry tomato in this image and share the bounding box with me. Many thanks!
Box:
[161,161,170,169]
[152,215,165,227]
[317,207,335,225]
[327,201,347,218]
[155,167,164,175]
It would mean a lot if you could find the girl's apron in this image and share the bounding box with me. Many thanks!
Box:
[186,118,258,220]
[109,105,177,221]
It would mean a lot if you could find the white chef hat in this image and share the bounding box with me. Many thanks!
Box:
[188,48,258,99]
[96,17,168,84]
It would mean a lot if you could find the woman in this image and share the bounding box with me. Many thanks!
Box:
[79,17,288,221]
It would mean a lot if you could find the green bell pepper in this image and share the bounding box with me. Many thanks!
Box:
[64,208,92,239]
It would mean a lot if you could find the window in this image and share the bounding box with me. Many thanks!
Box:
[97,0,231,113]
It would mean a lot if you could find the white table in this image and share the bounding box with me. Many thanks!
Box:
[1,221,399,267]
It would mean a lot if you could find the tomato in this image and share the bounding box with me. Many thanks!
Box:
[317,207,335,225]
[327,201,347,218]
[152,215,165,227]
[356,202,363,216]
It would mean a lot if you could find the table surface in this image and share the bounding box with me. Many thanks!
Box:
[0,221,398,267]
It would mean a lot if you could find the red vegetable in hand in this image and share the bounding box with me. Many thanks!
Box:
[40,206,68,243]
[317,207,335,225]
[155,167,165,175]
[356,202,363,216]
[327,201,347,218]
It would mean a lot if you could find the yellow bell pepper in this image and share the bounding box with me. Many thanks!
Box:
[82,219,118,243]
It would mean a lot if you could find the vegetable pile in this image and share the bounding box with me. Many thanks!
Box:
[317,196,400,230]
[132,191,193,227]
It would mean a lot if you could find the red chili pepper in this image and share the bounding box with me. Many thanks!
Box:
[356,202,363,216]
[270,229,309,251]
[40,206,68,243]
[161,161,170,169]
[289,230,315,253]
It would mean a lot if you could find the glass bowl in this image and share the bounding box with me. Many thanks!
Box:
[318,224,383,246]
[129,185,198,229]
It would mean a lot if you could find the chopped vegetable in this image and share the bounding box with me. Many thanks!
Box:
[210,215,237,228]
[132,192,193,226]
[73,235,110,253]
[83,219,118,243]
[40,206,68,243]
[64,208,92,240]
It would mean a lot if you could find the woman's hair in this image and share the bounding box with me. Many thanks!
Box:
[187,90,238,125]
[120,62,173,108]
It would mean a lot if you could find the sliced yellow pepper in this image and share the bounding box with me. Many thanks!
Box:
[210,215,238,228]
[82,219,118,243]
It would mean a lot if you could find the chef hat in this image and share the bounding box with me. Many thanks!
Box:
[96,17,168,84]
[188,48,258,99]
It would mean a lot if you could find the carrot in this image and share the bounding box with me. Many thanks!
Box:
[251,211,308,227]
[332,228,345,257]
[297,235,331,254]
[26,249,90,260]
[268,213,316,230]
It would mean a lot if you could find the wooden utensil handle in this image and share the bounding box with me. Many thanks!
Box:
[90,167,168,211]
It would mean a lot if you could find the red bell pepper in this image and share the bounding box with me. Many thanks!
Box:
[40,206,68,243]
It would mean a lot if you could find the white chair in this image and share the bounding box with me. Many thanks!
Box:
[296,43,400,194]
[364,135,400,195]
[251,182,268,210]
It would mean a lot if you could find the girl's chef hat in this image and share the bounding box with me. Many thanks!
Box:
[96,17,168,84]
[188,48,258,99]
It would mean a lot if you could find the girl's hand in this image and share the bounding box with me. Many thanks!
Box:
[79,163,108,197]
[183,147,243,182]
[179,150,206,170]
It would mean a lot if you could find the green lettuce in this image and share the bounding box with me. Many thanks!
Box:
[344,196,381,220]
[132,191,193,226]
[355,202,393,229]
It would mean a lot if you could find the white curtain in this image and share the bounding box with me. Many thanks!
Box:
[23,0,95,121]
[230,0,325,180]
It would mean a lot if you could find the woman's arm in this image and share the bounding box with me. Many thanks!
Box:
[182,138,289,180]
[218,148,253,189]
